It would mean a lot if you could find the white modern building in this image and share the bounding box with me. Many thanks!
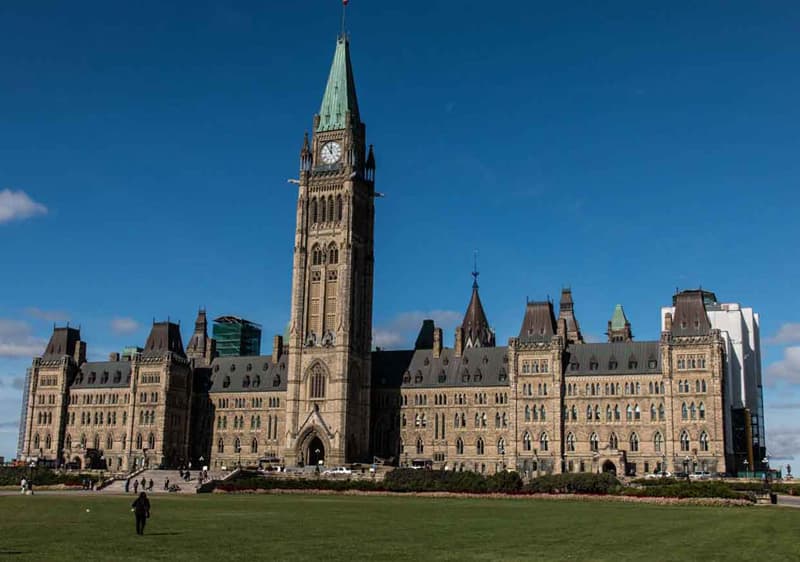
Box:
[662,290,765,473]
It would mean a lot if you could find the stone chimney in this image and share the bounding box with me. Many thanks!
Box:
[454,327,463,358]
[272,335,284,363]
[109,352,120,362]
[664,312,673,332]
[433,328,442,358]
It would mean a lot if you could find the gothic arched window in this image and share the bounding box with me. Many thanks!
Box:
[135,433,143,449]
[456,437,464,455]
[523,431,532,451]
[590,432,599,452]
[234,437,241,453]
[327,196,335,223]
[629,432,639,452]
[416,438,424,455]
[609,432,619,449]
[680,430,691,452]
[328,243,339,265]
[309,363,327,399]
[336,195,343,221]
[699,431,709,452]
[310,198,318,224]
[217,438,224,453]
[147,433,155,449]
[654,431,663,452]
[539,432,549,452]
[566,432,575,452]
[476,438,485,455]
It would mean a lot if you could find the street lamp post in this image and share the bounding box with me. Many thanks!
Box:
[662,454,667,478]
[743,459,749,479]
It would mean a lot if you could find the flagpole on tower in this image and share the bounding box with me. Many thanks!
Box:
[341,0,349,39]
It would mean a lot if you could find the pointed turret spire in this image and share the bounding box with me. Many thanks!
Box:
[558,288,584,344]
[461,268,495,349]
[187,308,210,363]
[607,304,633,342]
[318,36,360,132]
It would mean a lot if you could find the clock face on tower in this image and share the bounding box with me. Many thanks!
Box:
[320,141,342,164]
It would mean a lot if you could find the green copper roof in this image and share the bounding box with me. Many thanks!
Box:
[610,304,628,330]
[317,36,360,132]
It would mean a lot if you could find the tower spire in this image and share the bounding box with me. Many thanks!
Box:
[341,0,349,39]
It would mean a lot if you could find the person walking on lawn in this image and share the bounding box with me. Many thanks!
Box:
[131,492,151,535]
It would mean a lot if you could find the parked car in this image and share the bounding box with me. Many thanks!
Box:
[322,466,352,476]
[689,471,711,480]
[644,471,673,480]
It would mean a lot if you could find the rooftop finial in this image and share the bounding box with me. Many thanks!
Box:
[472,250,479,289]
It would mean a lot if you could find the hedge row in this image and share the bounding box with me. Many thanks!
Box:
[622,481,751,500]
[524,473,620,495]
[0,467,95,487]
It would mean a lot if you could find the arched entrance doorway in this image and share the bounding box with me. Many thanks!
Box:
[602,460,617,475]
[71,456,82,470]
[307,437,325,467]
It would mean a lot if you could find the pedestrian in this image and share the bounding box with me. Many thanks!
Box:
[131,492,151,536]
[141,477,146,490]
[28,481,34,495]
[20,478,27,494]
[164,478,170,491]
[148,479,154,491]
[133,479,139,494]
[125,479,130,493]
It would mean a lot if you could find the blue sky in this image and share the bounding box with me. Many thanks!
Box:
[2,1,800,464]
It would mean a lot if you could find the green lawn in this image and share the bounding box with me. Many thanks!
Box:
[1,493,798,561]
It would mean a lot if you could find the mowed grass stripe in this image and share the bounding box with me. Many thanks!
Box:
[0,494,798,561]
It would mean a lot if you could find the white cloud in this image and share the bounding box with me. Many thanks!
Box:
[111,317,140,335]
[765,346,800,386]
[0,319,47,358]
[767,323,800,346]
[0,189,47,224]
[24,307,70,323]
[373,310,462,350]
[765,427,800,462]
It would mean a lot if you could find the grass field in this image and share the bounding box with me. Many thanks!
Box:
[1,493,799,561]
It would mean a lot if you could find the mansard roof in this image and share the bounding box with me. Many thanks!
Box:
[564,342,661,377]
[71,361,132,388]
[142,321,185,358]
[671,289,713,337]
[318,36,360,132]
[208,355,287,393]
[42,327,81,360]
[518,301,557,343]
[372,346,510,389]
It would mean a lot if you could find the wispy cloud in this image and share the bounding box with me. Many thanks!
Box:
[24,307,70,323]
[767,323,800,346]
[765,427,800,462]
[373,310,462,350]
[111,317,140,335]
[0,319,46,358]
[765,346,800,386]
[0,189,47,224]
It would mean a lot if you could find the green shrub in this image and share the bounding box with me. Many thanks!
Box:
[486,471,523,494]
[0,467,96,487]
[524,473,620,495]
[383,469,488,493]
[622,481,751,501]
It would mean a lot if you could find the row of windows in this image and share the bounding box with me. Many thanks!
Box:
[72,411,126,426]
[72,393,127,406]
[139,392,159,404]
[570,358,658,372]
[38,376,58,386]
[583,403,666,423]
[401,369,507,385]
[62,431,157,452]
[75,370,128,385]
[677,354,707,370]
[139,410,156,425]
[220,374,281,388]
[37,394,56,405]
[522,383,548,397]
[308,195,344,225]
[36,412,53,425]
[521,359,549,374]
[681,402,707,420]
[140,373,160,384]
[310,243,339,266]
[677,379,708,393]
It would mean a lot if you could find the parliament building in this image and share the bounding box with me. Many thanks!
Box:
[18,34,765,478]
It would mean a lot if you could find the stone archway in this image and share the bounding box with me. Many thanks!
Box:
[72,456,82,469]
[602,460,617,475]
[308,437,325,467]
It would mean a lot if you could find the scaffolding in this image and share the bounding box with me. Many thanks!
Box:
[213,316,262,357]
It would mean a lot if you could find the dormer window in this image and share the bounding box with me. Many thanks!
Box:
[242,375,251,388]
[402,372,411,384]
[230,364,236,372]
[263,363,269,371]
[88,372,96,384]
[253,375,261,387]
[273,374,281,387]
[414,371,423,383]
[608,360,618,370]
[648,358,657,369]
[423,357,430,366]
[246,363,252,372]
[570,362,579,371]
[222,376,231,388]
[589,361,598,371]
[438,371,447,383]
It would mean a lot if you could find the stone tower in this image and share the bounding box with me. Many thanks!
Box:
[284,34,376,466]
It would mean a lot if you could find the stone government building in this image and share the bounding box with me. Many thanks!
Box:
[17,34,766,478]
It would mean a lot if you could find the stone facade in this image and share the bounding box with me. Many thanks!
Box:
[17,35,762,477]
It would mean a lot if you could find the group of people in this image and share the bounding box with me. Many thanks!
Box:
[80,478,96,490]
[125,477,154,494]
